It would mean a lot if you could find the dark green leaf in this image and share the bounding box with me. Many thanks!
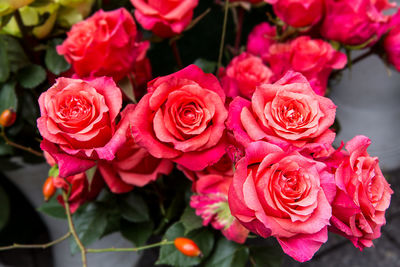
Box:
[156,222,214,266]
[204,237,249,267]
[0,81,18,112]
[193,58,217,73]
[70,204,108,255]
[0,35,29,73]
[45,39,70,75]
[20,91,39,126]
[249,246,283,267]
[0,37,10,83]
[180,206,203,234]
[120,219,154,247]
[118,193,149,223]
[17,64,47,89]
[0,184,10,231]
[37,193,66,219]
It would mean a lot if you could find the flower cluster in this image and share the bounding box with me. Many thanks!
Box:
[31,0,398,264]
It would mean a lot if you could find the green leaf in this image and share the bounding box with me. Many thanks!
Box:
[117,76,136,103]
[0,184,10,231]
[17,64,47,89]
[204,237,249,267]
[0,35,29,73]
[193,58,217,73]
[85,166,97,190]
[0,81,17,112]
[70,203,108,255]
[120,219,154,247]
[37,193,66,219]
[20,91,39,126]
[180,206,203,234]
[249,246,283,267]
[0,37,10,83]
[118,193,150,223]
[1,13,13,28]
[45,39,70,75]
[48,165,59,178]
[156,222,214,266]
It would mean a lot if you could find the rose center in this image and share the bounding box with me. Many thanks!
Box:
[280,103,304,127]
[58,95,91,121]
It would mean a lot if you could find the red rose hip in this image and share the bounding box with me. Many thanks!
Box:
[174,237,201,257]
[43,176,56,201]
[0,109,16,127]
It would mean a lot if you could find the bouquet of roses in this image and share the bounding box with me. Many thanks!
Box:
[0,0,397,266]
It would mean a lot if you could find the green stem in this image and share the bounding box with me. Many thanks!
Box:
[62,191,87,267]
[87,240,174,253]
[0,232,71,251]
[0,127,43,157]
[217,0,230,76]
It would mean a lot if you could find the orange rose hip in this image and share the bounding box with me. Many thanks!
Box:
[174,237,201,257]
[0,109,16,127]
[43,176,56,201]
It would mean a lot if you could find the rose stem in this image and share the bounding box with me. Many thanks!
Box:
[217,0,230,76]
[86,240,174,253]
[170,39,183,69]
[0,127,43,157]
[62,190,88,267]
[234,7,245,55]
[0,232,71,251]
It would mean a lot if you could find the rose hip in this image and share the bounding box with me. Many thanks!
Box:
[0,109,16,127]
[43,176,56,201]
[174,237,201,257]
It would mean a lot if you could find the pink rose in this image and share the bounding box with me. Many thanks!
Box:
[229,141,336,261]
[57,8,149,81]
[98,105,173,194]
[321,0,395,46]
[130,0,199,38]
[221,52,273,99]
[227,71,336,154]
[384,11,400,71]
[191,174,249,243]
[265,0,324,28]
[131,64,228,171]
[246,22,277,60]
[37,77,125,177]
[267,36,347,95]
[330,136,393,249]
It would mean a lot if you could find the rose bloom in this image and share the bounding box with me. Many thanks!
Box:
[265,0,324,28]
[266,36,347,95]
[321,0,395,46]
[37,77,125,177]
[98,105,173,194]
[330,136,393,249]
[131,64,228,171]
[227,71,336,155]
[221,52,273,99]
[130,0,199,38]
[191,174,249,243]
[57,8,149,81]
[229,141,336,262]
[384,11,400,71]
[246,22,277,60]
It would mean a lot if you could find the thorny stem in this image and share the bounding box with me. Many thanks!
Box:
[234,7,245,54]
[217,0,230,76]
[86,240,174,253]
[0,127,43,157]
[0,232,71,251]
[170,39,183,69]
[62,191,87,267]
